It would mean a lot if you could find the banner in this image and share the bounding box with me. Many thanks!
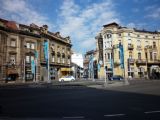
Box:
[34,50,38,59]
[43,40,49,69]
[31,59,35,74]
[119,44,124,69]
[97,63,100,72]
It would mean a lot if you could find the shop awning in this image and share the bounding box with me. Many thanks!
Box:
[60,68,72,72]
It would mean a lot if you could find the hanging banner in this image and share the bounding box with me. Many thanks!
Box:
[97,63,101,72]
[43,40,49,69]
[34,50,38,59]
[119,44,124,69]
[31,59,35,74]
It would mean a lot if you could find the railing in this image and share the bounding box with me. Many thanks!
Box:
[136,59,147,64]
[128,58,135,63]
[136,46,142,50]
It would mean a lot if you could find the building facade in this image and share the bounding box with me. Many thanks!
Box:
[96,22,160,79]
[0,18,72,83]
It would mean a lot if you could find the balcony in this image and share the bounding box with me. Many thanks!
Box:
[136,59,147,64]
[128,44,134,50]
[149,45,157,51]
[128,58,135,64]
[148,59,160,64]
[114,61,120,67]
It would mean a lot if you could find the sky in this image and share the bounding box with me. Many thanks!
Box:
[0,0,160,54]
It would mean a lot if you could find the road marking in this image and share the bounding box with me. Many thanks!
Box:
[63,116,85,119]
[144,110,160,114]
[104,114,125,117]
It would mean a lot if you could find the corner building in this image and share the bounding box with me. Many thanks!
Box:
[96,22,160,79]
[0,18,72,83]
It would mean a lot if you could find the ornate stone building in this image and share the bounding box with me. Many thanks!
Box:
[0,18,72,83]
[96,22,160,79]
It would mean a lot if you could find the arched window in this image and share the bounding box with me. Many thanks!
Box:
[138,52,141,59]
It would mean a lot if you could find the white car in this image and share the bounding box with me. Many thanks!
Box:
[59,76,75,82]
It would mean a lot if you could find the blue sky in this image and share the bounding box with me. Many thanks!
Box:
[0,0,160,54]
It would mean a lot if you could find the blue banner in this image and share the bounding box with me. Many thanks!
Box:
[43,40,49,69]
[97,63,100,72]
[34,50,38,59]
[31,60,35,74]
[119,44,124,69]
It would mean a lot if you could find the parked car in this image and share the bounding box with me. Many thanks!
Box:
[59,76,75,82]
[109,75,124,80]
[82,75,88,78]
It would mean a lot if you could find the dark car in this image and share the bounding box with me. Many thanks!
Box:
[110,75,124,80]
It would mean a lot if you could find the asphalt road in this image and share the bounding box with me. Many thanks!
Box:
[0,80,160,120]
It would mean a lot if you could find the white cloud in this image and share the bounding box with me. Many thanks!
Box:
[58,0,120,53]
[0,0,54,29]
[127,23,136,28]
[146,8,160,19]
[145,5,160,19]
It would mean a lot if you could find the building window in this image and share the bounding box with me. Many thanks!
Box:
[10,54,16,64]
[51,44,55,50]
[153,53,157,60]
[128,39,131,44]
[68,58,70,64]
[111,53,113,59]
[10,38,16,47]
[62,58,65,63]
[138,52,141,59]
[128,33,130,36]
[153,41,156,48]
[107,53,110,60]
[26,42,30,48]
[26,56,30,63]
[57,57,60,63]
[118,33,121,37]
[145,41,148,46]
[145,52,148,59]
[67,48,70,54]
[150,52,152,60]
[31,43,35,49]
[137,40,141,47]
[119,51,120,59]
[62,48,65,53]
[145,35,148,38]
[137,35,140,37]
[153,36,155,39]
[52,55,55,62]
[26,55,34,63]
[57,46,60,51]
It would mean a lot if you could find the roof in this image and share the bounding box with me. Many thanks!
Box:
[133,28,159,34]
[103,22,119,27]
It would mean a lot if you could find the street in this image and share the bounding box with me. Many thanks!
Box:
[0,80,160,120]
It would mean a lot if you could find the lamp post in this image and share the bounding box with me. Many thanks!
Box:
[103,48,108,87]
